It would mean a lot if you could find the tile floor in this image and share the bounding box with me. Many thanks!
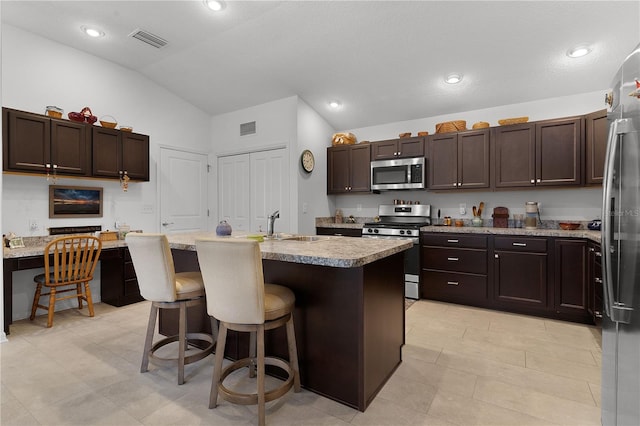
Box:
[1,300,602,425]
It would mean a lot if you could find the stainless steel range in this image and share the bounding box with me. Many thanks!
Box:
[362,204,431,299]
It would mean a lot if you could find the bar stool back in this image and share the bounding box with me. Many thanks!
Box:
[196,238,300,426]
[126,233,215,385]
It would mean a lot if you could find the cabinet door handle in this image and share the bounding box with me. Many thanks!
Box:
[447,239,459,243]
[530,179,535,184]
[453,183,457,187]
[458,182,462,187]
[447,257,459,261]
[537,178,541,183]
[512,242,527,247]
[494,254,499,258]
[594,311,603,319]
[595,252,602,257]
[161,222,174,227]
[595,278,603,284]
[447,281,459,286]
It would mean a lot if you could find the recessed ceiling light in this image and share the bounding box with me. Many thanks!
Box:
[204,0,226,11]
[567,45,592,58]
[329,101,342,109]
[445,74,462,84]
[81,26,105,38]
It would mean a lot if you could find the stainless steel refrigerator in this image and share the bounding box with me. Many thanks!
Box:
[602,42,640,426]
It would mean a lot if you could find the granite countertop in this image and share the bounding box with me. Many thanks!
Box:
[166,232,412,268]
[4,232,412,269]
[419,225,601,243]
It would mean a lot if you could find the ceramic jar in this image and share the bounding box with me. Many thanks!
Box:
[216,220,232,236]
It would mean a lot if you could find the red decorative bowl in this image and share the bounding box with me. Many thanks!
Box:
[559,222,580,230]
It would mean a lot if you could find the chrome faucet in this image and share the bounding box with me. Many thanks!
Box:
[267,210,280,237]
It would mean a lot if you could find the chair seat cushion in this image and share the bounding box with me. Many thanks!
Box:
[175,272,205,300]
[264,283,295,321]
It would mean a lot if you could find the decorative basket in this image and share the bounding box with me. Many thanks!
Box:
[435,120,467,133]
[45,106,63,119]
[119,126,133,132]
[100,115,118,129]
[399,132,412,138]
[472,121,490,129]
[99,231,118,241]
[417,131,429,136]
[498,116,529,126]
[332,132,357,146]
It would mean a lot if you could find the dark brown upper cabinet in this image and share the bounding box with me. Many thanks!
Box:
[371,136,425,160]
[492,117,583,188]
[428,129,490,190]
[327,144,371,194]
[585,109,607,185]
[92,127,149,181]
[2,107,90,176]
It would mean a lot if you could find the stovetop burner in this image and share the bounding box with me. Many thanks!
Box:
[362,204,431,237]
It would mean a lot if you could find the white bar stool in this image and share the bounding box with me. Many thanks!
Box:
[126,233,216,385]
[196,238,301,426]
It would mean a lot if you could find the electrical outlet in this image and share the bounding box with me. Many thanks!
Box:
[302,202,308,214]
[29,218,38,231]
[459,203,467,215]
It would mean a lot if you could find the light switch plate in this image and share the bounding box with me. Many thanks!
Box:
[459,203,466,215]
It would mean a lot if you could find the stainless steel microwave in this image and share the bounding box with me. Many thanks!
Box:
[370,157,425,190]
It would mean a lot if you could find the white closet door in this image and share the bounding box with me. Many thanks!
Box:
[250,148,290,234]
[217,154,251,232]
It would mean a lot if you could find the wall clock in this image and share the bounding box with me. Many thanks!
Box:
[301,149,315,173]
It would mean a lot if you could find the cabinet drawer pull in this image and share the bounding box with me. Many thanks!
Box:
[447,281,459,286]
[595,252,602,257]
[512,242,527,247]
[447,257,459,261]
[447,239,459,243]
[594,311,603,319]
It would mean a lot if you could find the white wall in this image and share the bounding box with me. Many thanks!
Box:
[1,25,212,321]
[210,96,299,232]
[296,99,336,235]
[333,91,605,222]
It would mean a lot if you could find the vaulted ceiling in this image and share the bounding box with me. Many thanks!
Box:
[2,1,638,130]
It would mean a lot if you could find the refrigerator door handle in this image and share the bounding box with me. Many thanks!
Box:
[602,118,634,324]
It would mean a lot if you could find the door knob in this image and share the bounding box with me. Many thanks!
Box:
[162,222,174,227]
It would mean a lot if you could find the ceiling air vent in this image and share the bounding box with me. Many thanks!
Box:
[240,121,256,136]
[129,28,168,49]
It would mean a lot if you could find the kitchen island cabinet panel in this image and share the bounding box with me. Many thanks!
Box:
[316,227,362,237]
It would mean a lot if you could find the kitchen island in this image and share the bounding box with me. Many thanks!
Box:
[161,232,411,412]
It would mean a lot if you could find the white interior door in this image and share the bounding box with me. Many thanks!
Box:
[250,149,290,234]
[159,147,209,233]
[218,154,251,232]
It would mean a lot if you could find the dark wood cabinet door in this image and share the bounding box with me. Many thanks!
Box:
[3,108,51,173]
[553,239,588,315]
[121,132,150,181]
[428,133,457,190]
[50,119,90,176]
[349,144,371,192]
[327,146,350,193]
[494,250,548,309]
[493,124,535,188]
[92,127,122,178]
[397,137,425,158]
[370,139,398,160]
[585,109,607,185]
[458,129,490,189]
[536,117,583,186]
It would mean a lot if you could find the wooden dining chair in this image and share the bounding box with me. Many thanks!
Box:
[30,235,102,327]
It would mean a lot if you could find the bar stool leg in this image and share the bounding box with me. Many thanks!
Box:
[210,323,228,409]
[286,313,301,392]
[178,301,187,385]
[141,303,158,373]
[257,324,266,426]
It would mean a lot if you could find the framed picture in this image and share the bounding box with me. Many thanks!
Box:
[49,185,103,218]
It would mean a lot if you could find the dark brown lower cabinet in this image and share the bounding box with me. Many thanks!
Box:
[493,236,548,310]
[316,227,363,237]
[420,232,598,324]
[100,248,144,307]
[553,239,589,321]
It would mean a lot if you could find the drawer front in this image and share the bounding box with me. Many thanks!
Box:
[423,247,487,274]
[124,278,141,297]
[422,270,488,303]
[421,233,487,249]
[494,236,547,253]
[124,262,137,280]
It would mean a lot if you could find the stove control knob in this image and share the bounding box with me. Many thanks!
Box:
[374,229,379,234]
[400,230,405,235]
[367,228,373,233]
[405,230,412,236]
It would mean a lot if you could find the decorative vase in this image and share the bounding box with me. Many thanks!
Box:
[216,220,232,236]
